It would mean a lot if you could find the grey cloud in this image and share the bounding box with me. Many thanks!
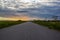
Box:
[0,0,60,20]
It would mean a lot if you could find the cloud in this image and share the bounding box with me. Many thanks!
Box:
[0,5,60,20]
[0,0,60,20]
[0,0,60,9]
[40,2,60,6]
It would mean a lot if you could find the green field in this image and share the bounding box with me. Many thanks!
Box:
[32,20,60,30]
[0,20,26,29]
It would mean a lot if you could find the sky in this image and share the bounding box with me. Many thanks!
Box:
[0,0,60,21]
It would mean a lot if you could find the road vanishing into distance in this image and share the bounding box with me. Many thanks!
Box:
[0,22,60,40]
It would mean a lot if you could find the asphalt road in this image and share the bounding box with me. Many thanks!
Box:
[0,22,60,40]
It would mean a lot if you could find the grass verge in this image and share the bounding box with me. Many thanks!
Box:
[0,21,26,29]
[32,20,60,31]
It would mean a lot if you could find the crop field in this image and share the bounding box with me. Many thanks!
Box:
[32,20,60,30]
[0,21,26,29]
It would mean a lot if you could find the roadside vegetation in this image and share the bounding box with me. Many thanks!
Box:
[0,20,26,29]
[32,20,60,30]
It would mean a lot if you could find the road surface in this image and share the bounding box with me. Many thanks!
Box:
[0,22,60,40]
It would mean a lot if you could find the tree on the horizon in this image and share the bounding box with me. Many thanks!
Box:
[52,16,58,21]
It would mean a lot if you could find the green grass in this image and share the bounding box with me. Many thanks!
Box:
[0,21,26,29]
[32,20,60,30]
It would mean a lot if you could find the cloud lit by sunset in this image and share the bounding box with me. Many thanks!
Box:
[8,16,31,21]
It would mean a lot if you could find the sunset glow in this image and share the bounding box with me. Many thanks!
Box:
[0,16,30,21]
